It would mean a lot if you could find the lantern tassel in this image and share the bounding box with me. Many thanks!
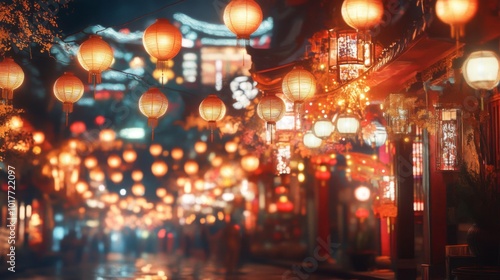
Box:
[208,121,216,142]
[148,118,158,141]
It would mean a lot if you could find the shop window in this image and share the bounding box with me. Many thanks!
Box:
[436,108,461,171]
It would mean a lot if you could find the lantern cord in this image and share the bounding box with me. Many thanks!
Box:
[94,0,187,35]
[152,128,155,141]
[66,112,68,127]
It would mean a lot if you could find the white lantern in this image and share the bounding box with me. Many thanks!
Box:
[312,118,334,140]
[462,50,500,90]
[362,121,387,147]
[335,114,360,135]
[303,131,322,149]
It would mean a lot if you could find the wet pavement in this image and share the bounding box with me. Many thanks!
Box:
[2,253,347,280]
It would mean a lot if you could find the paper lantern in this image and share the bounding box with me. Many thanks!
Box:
[107,154,122,168]
[152,160,168,177]
[341,0,384,31]
[435,0,478,38]
[199,94,226,141]
[75,181,88,194]
[139,87,169,140]
[123,148,137,163]
[223,0,263,41]
[362,121,387,147]
[335,113,360,135]
[0,58,24,102]
[142,19,182,70]
[53,72,85,125]
[313,118,334,140]
[77,35,113,85]
[462,51,500,91]
[32,131,45,145]
[257,95,286,144]
[241,154,259,172]
[282,67,316,129]
[184,160,199,176]
[303,131,322,149]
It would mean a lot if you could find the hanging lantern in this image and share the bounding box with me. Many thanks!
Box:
[335,113,360,136]
[132,183,145,196]
[241,154,260,172]
[142,19,182,70]
[184,160,199,176]
[107,154,122,168]
[223,0,263,42]
[282,67,316,130]
[194,141,207,154]
[77,35,114,86]
[123,148,137,163]
[362,121,387,147]
[313,118,335,140]
[435,0,478,39]
[84,156,98,169]
[199,94,226,142]
[139,87,169,140]
[462,51,500,91]
[149,143,163,157]
[257,94,286,144]
[99,129,116,142]
[0,58,24,102]
[53,72,85,125]
[303,131,322,149]
[151,160,168,177]
[341,0,384,31]
[75,181,89,194]
[171,147,184,160]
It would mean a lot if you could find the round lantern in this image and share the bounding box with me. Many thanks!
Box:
[312,118,335,140]
[303,131,322,149]
[151,160,168,177]
[32,131,45,145]
[123,148,137,163]
[223,0,263,41]
[257,94,286,144]
[0,58,24,102]
[149,143,163,157]
[77,35,114,85]
[341,0,384,31]
[335,113,360,136]
[171,147,184,160]
[199,94,226,141]
[110,172,123,184]
[462,51,500,91]
[139,87,169,140]
[53,73,85,125]
[89,169,105,182]
[107,154,122,168]
[194,141,207,154]
[362,121,387,147]
[435,0,478,38]
[131,170,143,182]
[282,67,316,129]
[184,160,199,176]
[142,18,182,70]
[132,183,145,196]
[241,154,259,172]
[156,188,167,198]
[225,141,238,153]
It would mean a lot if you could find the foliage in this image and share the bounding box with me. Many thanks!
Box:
[383,94,438,134]
[0,0,71,55]
[0,104,33,166]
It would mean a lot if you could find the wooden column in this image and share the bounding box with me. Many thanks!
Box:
[393,136,416,279]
